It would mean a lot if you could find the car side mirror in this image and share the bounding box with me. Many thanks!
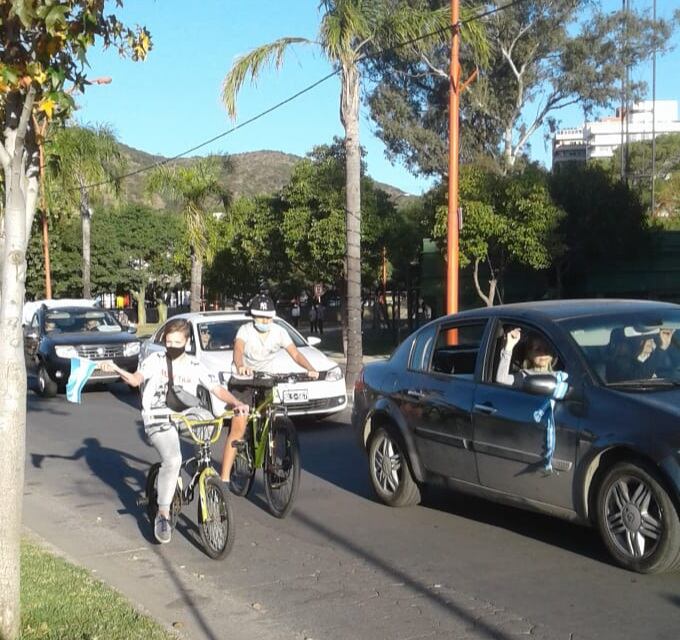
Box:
[307,336,321,347]
[523,374,564,398]
[127,326,137,334]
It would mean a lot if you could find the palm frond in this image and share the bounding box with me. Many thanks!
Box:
[221,37,313,119]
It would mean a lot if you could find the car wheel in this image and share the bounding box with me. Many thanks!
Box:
[368,426,420,507]
[596,460,680,574]
[37,365,58,398]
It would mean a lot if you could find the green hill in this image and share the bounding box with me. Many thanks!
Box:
[116,143,412,208]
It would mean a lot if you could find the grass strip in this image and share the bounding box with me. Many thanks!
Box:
[20,539,177,640]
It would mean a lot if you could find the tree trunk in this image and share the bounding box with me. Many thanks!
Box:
[0,90,36,640]
[133,286,146,327]
[80,188,92,299]
[473,257,496,307]
[340,63,363,393]
[190,251,203,313]
[157,299,168,324]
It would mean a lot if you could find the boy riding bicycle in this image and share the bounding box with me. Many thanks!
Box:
[220,294,318,485]
[101,318,248,544]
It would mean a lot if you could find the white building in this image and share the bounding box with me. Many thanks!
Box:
[552,100,680,168]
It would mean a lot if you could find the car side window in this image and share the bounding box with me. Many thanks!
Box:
[429,322,486,379]
[488,322,564,387]
[31,313,40,330]
[409,325,436,372]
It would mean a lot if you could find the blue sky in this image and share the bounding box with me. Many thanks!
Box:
[76,1,680,196]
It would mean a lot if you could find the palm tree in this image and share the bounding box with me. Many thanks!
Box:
[222,0,486,390]
[146,157,230,312]
[45,124,125,298]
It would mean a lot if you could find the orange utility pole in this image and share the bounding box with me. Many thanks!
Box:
[446,0,461,317]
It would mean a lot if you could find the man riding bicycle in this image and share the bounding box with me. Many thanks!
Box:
[101,318,248,544]
[220,294,319,485]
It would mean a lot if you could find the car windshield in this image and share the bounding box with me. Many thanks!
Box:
[45,309,121,333]
[562,311,680,387]
[197,319,307,351]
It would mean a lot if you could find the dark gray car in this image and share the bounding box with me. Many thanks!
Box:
[352,299,680,574]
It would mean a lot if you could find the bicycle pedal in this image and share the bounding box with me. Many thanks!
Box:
[136,496,149,507]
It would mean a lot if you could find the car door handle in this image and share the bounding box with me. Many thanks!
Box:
[473,403,498,416]
[407,389,426,399]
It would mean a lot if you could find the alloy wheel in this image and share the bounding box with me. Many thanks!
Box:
[604,474,663,559]
[372,433,403,495]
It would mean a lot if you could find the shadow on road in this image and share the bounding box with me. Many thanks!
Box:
[297,415,612,568]
[30,437,154,541]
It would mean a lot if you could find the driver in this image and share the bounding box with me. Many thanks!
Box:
[100,318,248,545]
[220,294,319,486]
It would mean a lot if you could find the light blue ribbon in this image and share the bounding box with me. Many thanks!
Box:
[532,371,569,472]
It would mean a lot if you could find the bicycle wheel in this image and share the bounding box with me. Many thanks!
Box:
[263,416,300,518]
[230,436,256,497]
[198,476,235,560]
[145,463,181,527]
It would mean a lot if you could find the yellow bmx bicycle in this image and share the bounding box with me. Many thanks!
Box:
[140,408,235,559]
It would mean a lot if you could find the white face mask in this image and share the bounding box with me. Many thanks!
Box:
[254,320,271,333]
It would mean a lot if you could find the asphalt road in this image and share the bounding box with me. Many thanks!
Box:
[24,383,680,640]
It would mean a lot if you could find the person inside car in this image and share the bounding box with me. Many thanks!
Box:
[220,294,319,486]
[606,327,677,382]
[99,318,248,545]
[496,327,560,387]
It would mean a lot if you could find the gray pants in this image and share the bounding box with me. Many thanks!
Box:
[149,427,182,511]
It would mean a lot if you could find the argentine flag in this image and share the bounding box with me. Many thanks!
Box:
[66,357,97,404]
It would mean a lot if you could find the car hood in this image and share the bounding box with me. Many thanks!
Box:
[46,331,138,346]
[617,387,680,418]
[199,346,339,374]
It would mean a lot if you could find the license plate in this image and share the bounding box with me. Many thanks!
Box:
[282,389,308,403]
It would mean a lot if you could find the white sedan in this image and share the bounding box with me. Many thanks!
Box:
[140,311,347,418]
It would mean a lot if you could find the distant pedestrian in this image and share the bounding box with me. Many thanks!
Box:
[308,304,317,333]
[291,300,301,328]
[316,302,325,335]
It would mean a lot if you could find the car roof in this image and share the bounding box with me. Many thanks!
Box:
[168,310,250,322]
[44,306,105,314]
[437,299,680,324]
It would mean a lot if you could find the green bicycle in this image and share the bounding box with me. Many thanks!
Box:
[228,372,305,518]
[141,409,236,559]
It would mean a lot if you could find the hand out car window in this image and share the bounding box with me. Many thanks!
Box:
[489,323,564,387]
[429,322,486,379]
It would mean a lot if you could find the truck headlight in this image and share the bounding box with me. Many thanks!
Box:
[55,346,78,358]
[325,365,343,382]
[124,342,141,357]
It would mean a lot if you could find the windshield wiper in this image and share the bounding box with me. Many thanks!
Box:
[606,378,680,389]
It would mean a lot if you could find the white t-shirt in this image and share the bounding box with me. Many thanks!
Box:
[140,351,217,431]
[234,322,294,373]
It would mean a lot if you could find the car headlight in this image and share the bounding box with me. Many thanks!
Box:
[124,342,141,357]
[55,345,78,358]
[325,365,343,382]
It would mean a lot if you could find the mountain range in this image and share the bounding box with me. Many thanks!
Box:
[117,143,412,207]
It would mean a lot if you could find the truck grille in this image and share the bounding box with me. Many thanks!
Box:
[77,344,125,359]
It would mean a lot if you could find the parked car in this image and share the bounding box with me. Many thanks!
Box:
[140,311,347,418]
[24,305,140,397]
[23,297,98,326]
[352,299,680,574]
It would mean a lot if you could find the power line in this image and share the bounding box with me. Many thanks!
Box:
[71,0,527,193]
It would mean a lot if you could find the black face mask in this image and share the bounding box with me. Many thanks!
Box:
[165,345,185,360]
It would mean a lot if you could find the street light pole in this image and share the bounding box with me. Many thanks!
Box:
[446,0,461,317]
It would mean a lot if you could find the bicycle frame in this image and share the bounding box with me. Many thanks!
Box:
[172,411,233,523]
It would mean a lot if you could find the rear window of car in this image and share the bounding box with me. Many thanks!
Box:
[430,322,487,379]
[409,325,437,372]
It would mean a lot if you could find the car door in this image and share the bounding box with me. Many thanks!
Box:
[472,320,580,509]
[398,320,487,484]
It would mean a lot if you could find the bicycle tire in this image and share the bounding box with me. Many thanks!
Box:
[198,476,235,560]
[145,463,181,527]
[263,416,300,519]
[230,438,256,497]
